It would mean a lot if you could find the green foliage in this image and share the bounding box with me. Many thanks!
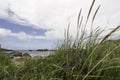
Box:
[0,52,11,66]
[0,40,120,80]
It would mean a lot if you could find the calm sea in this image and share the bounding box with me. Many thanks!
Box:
[6,50,54,57]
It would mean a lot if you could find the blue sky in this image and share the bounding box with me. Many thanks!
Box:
[0,0,120,50]
[0,19,47,36]
[0,18,55,50]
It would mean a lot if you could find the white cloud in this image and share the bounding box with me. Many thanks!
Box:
[0,28,11,38]
[0,0,120,40]
[15,32,45,40]
[0,28,45,40]
[12,32,32,40]
[0,0,9,18]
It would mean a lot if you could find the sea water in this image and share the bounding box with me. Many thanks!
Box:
[6,50,54,57]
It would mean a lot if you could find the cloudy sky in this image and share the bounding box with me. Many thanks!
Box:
[0,0,120,50]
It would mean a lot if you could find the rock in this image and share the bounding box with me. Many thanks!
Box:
[9,51,22,59]
[23,53,31,58]
[9,51,31,59]
[10,51,22,57]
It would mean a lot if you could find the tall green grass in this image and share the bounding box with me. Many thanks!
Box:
[0,0,120,80]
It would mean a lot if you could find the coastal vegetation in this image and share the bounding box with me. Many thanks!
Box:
[0,0,120,80]
[0,39,120,80]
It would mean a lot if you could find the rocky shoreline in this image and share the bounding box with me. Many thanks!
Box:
[4,51,31,59]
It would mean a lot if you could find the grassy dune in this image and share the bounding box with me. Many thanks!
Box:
[0,0,120,80]
[0,39,120,80]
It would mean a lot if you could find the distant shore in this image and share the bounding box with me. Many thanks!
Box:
[0,48,56,52]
